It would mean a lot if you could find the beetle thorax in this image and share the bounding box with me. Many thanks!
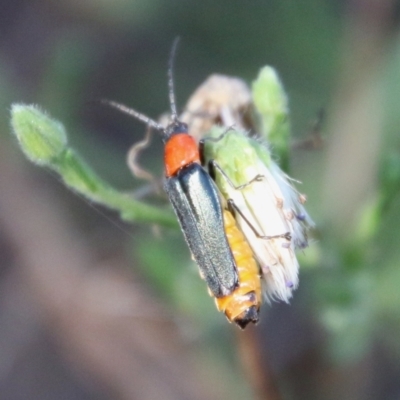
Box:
[164,133,200,177]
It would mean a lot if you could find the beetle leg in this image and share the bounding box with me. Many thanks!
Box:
[227,199,291,242]
[208,159,264,189]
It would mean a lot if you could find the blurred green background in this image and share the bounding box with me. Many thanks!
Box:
[1,1,400,399]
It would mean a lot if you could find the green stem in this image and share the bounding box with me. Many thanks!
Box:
[10,104,177,228]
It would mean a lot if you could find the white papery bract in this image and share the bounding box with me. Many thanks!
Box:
[203,127,313,302]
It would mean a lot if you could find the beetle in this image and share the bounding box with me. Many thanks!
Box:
[103,40,238,298]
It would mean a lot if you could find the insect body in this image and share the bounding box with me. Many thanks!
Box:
[215,209,261,328]
[104,41,238,298]
[162,126,238,297]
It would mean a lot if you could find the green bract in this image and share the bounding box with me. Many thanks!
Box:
[204,127,270,192]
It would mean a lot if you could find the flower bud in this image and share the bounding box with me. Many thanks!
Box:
[11,104,67,166]
[203,127,313,302]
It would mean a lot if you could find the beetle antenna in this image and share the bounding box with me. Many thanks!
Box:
[168,37,180,122]
[100,99,166,133]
